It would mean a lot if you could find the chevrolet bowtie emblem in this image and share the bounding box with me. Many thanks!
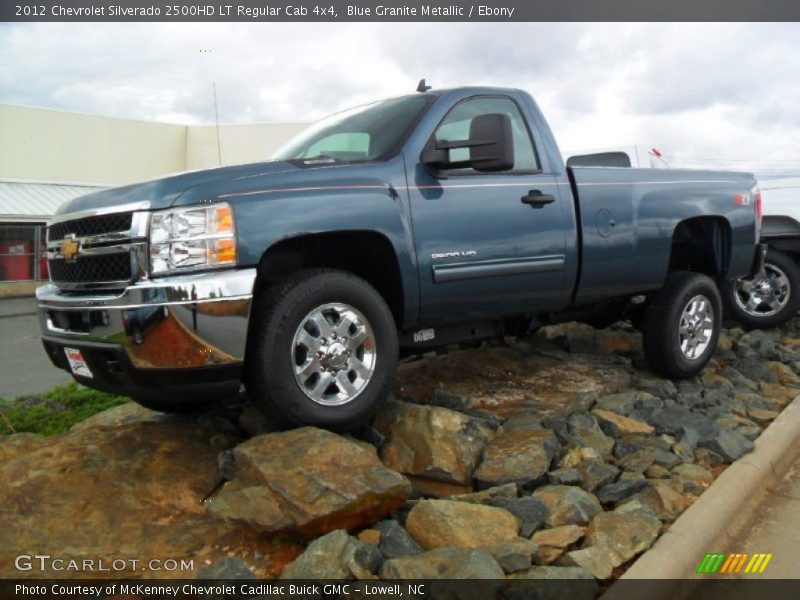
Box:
[60,235,80,260]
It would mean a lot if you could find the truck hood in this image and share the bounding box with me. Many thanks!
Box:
[56,161,301,215]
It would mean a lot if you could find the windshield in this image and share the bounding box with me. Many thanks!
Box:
[271,95,433,163]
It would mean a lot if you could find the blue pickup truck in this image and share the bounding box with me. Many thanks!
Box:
[37,85,764,431]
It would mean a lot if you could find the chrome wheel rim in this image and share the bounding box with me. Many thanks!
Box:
[291,303,376,406]
[734,263,791,317]
[678,295,714,360]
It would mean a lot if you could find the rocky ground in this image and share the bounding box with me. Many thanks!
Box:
[2,319,800,584]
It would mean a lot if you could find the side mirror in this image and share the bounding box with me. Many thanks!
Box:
[469,113,514,172]
[422,113,515,173]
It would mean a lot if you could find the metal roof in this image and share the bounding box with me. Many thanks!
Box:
[0,180,106,222]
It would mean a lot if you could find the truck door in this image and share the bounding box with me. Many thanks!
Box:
[407,95,570,324]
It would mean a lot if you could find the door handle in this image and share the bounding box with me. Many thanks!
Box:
[521,190,556,207]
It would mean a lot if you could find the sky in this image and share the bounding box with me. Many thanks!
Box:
[1,22,799,176]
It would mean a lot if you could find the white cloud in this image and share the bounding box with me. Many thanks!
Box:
[1,22,799,176]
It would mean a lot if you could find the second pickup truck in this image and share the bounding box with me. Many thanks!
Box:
[37,85,764,431]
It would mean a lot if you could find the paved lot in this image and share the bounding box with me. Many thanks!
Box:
[725,457,800,578]
[0,297,72,399]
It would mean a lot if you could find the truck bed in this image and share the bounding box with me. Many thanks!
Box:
[569,166,759,304]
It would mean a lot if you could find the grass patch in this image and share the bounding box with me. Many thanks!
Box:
[0,383,129,436]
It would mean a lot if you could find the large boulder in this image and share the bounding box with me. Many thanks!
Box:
[0,406,289,578]
[405,499,520,549]
[0,432,49,462]
[375,401,494,487]
[473,428,558,490]
[208,427,411,536]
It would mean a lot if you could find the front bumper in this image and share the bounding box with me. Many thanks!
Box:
[36,268,256,402]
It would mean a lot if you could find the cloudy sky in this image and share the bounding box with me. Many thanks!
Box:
[1,22,799,176]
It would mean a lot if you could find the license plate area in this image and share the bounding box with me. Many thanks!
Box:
[64,347,93,378]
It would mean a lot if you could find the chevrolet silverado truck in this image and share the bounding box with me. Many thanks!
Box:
[37,86,764,431]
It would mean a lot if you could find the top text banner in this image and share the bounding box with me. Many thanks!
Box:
[4,0,800,22]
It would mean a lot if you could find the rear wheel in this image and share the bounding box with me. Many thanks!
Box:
[642,271,721,379]
[245,269,398,432]
[723,249,800,329]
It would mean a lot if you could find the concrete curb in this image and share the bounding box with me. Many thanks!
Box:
[607,394,800,593]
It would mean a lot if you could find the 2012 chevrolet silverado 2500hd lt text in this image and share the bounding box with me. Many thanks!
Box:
[36,85,765,431]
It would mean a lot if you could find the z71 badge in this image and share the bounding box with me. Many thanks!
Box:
[431,250,478,260]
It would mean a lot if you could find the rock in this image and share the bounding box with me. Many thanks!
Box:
[405,499,520,549]
[671,464,714,494]
[548,468,583,486]
[354,543,384,575]
[768,361,800,388]
[621,480,684,521]
[217,449,237,480]
[592,409,654,437]
[237,404,275,437]
[0,409,279,579]
[488,539,540,573]
[380,547,504,579]
[632,375,677,398]
[280,530,364,579]
[646,407,719,439]
[697,428,754,462]
[197,557,256,580]
[208,427,410,536]
[508,565,597,581]
[530,524,586,564]
[68,401,162,431]
[595,391,655,416]
[735,358,778,383]
[695,448,725,468]
[748,408,780,425]
[584,503,661,564]
[596,479,649,505]
[533,486,603,527]
[375,401,494,486]
[374,520,423,559]
[645,465,670,479]
[488,496,549,537]
[564,546,615,579]
[616,450,655,473]
[473,428,557,489]
[577,459,620,492]
[451,483,518,504]
[672,441,695,464]
[560,445,603,468]
[0,432,49,462]
[564,413,615,458]
[619,471,646,482]
[613,433,671,458]
[651,450,681,469]
[358,529,381,546]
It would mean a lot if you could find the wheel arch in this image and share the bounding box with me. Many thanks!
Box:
[668,216,733,279]
[251,230,406,330]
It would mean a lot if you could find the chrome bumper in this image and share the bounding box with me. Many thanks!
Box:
[36,268,256,370]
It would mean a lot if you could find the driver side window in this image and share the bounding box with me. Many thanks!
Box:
[434,97,539,174]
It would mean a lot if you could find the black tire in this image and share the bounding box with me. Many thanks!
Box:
[642,271,722,379]
[245,269,398,432]
[722,249,800,330]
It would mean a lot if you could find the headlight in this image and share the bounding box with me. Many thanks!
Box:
[149,203,237,275]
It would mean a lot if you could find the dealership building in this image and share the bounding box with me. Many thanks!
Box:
[0,103,307,296]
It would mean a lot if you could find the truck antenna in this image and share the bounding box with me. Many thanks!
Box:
[416,79,432,93]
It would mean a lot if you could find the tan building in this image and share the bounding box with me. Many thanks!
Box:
[0,103,308,295]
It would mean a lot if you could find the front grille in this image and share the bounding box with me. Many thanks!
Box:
[48,213,133,241]
[48,253,133,284]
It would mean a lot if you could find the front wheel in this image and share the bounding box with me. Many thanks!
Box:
[642,272,722,379]
[245,269,398,432]
[722,249,800,330]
